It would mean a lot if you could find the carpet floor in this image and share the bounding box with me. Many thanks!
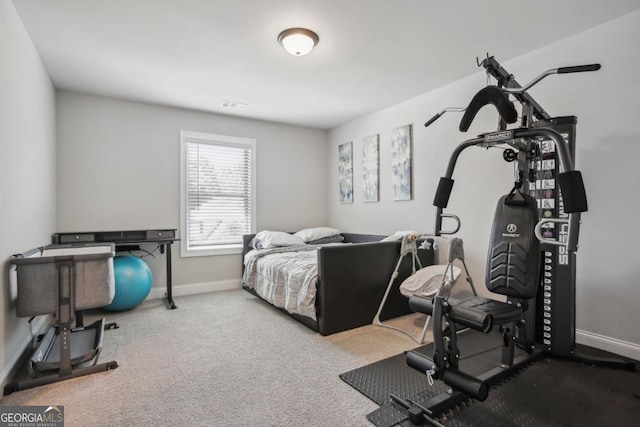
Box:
[1,289,429,426]
[3,289,638,427]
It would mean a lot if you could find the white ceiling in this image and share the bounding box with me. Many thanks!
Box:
[12,0,640,130]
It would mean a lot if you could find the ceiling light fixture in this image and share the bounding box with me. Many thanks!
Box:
[277,28,319,56]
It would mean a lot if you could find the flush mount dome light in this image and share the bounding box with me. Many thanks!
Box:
[277,28,319,56]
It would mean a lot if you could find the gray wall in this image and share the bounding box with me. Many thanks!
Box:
[329,10,640,358]
[56,92,329,294]
[0,2,56,386]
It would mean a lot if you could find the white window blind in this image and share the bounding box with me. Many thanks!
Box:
[180,131,256,256]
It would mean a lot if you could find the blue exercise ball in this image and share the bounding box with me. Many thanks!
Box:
[104,255,152,311]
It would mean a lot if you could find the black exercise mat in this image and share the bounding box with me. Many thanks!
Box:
[340,331,640,426]
[340,330,510,405]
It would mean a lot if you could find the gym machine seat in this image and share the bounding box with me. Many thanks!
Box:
[405,191,541,404]
[410,295,523,335]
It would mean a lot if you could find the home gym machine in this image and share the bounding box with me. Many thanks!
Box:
[380,55,636,425]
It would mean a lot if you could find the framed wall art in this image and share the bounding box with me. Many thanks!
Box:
[362,134,379,202]
[390,124,412,201]
[338,141,353,203]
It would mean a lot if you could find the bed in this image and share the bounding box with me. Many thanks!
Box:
[241,230,435,336]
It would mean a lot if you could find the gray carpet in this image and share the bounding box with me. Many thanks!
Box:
[0,289,429,427]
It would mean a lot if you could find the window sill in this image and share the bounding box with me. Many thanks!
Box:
[180,244,243,258]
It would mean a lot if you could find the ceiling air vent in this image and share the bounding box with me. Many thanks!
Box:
[221,100,248,109]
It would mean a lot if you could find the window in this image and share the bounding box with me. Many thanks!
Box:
[180,130,256,257]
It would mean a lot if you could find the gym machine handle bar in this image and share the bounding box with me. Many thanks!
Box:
[534,218,570,247]
[434,127,585,252]
[436,213,461,235]
[502,63,601,94]
[424,63,601,127]
[424,107,466,128]
[406,350,489,402]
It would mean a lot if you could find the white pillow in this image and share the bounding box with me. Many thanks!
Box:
[252,230,305,249]
[294,227,341,243]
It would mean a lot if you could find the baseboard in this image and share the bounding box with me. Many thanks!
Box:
[0,315,51,395]
[576,329,640,361]
[148,279,241,300]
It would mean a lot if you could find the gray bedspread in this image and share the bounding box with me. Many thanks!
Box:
[242,245,324,320]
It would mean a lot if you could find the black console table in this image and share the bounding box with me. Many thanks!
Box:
[52,229,179,309]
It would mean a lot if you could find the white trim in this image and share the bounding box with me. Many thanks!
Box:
[179,244,243,258]
[148,279,241,300]
[179,130,256,259]
[576,329,640,361]
[1,315,51,393]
